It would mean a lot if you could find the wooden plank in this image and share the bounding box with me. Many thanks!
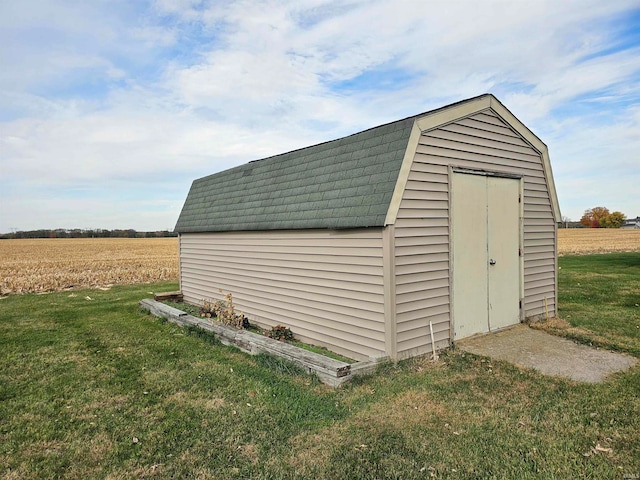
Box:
[139,299,360,387]
[140,298,187,321]
[153,291,184,302]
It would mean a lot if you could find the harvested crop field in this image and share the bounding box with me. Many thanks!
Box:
[0,238,178,295]
[2,230,638,295]
[558,228,640,255]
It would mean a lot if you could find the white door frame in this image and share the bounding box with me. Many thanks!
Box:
[449,167,524,342]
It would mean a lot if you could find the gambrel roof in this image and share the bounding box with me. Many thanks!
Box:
[175,94,560,233]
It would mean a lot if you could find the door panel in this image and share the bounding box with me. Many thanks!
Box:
[487,176,521,330]
[452,172,521,340]
[452,173,489,339]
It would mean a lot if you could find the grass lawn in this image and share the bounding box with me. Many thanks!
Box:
[1,255,639,479]
[535,252,640,357]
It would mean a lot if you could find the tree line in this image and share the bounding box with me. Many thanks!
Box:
[0,229,178,239]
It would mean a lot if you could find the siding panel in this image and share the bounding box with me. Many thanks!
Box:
[180,229,385,361]
[441,122,531,148]
[421,135,542,164]
[394,109,556,357]
[414,148,545,176]
[426,128,539,156]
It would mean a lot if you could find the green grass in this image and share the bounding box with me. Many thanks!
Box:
[289,340,355,363]
[535,253,640,357]
[1,255,639,479]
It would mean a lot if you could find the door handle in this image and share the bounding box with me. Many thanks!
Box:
[489,259,496,265]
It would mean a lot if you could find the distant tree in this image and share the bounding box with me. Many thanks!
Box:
[600,211,626,228]
[560,216,571,228]
[580,207,610,228]
[580,207,626,228]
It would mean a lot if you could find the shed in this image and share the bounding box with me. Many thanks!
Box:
[175,94,561,362]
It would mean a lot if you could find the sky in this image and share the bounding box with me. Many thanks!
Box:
[1,0,639,233]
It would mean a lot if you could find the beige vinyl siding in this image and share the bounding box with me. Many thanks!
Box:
[394,162,452,358]
[394,109,556,356]
[179,228,386,361]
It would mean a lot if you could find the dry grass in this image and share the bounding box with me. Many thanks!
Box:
[558,229,640,255]
[0,238,178,295]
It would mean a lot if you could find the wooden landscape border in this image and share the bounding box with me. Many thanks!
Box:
[139,299,381,387]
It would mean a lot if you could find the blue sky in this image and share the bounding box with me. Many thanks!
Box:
[1,0,639,232]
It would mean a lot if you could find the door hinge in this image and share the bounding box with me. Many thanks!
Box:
[519,300,522,309]
[519,247,522,256]
[518,194,522,203]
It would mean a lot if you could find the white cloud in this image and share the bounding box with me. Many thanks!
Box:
[1,0,639,231]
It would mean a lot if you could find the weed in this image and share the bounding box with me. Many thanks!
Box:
[267,324,294,341]
[201,290,245,329]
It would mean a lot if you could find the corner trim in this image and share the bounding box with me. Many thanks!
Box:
[382,225,397,360]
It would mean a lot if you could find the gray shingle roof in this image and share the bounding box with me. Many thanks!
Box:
[175,116,416,233]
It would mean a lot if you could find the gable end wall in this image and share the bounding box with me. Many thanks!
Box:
[394,108,557,358]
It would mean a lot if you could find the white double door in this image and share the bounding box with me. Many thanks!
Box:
[451,172,522,340]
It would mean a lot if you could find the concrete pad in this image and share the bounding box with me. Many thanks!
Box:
[456,324,638,383]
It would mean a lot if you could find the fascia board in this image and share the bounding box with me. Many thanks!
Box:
[384,121,422,226]
[488,96,561,222]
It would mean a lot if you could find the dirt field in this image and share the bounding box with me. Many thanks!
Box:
[558,228,640,255]
[0,238,178,295]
